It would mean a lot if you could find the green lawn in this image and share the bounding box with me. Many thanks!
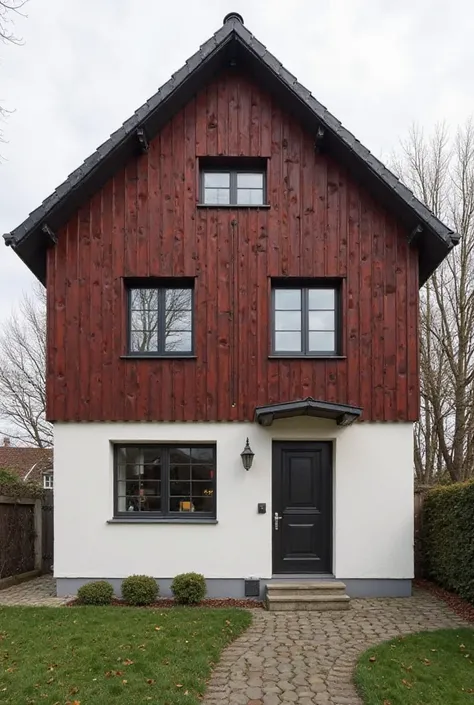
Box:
[0,606,251,705]
[354,628,474,705]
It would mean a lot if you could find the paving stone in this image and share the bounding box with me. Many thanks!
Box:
[0,575,68,606]
[199,590,468,705]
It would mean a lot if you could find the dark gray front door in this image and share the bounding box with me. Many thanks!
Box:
[272,442,332,574]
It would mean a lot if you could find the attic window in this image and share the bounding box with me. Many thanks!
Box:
[199,158,267,207]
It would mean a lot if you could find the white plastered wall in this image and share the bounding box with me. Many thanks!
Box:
[54,419,414,580]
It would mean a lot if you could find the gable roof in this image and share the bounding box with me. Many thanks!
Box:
[0,446,53,484]
[4,12,458,285]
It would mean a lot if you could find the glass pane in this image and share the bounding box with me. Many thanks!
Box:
[190,447,214,462]
[118,447,141,464]
[170,448,192,464]
[274,289,301,310]
[131,310,158,331]
[170,465,191,481]
[204,172,230,188]
[130,289,158,310]
[308,310,335,331]
[165,288,192,310]
[142,447,162,465]
[167,309,192,333]
[169,496,196,513]
[170,481,191,497]
[237,173,263,188]
[191,496,213,513]
[191,464,215,481]
[275,331,302,352]
[236,188,264,205]
[308,331,335,352]
[204,187,230,205]
[165,331,192,352]
[308,289,335,310]
[141,480,161,494]
[275,310,301,331]
[192,481,214,497]
[130,330,159,352]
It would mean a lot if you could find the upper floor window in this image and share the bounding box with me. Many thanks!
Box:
[127,280,194,356]
[199,158,267,206]
[272,283,340,357]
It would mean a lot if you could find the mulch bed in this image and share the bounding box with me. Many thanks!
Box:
[415,579,474,623]
[67,597,264,609]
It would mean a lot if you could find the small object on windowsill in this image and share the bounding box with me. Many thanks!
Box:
[179,501,194,512]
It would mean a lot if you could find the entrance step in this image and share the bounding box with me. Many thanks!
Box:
[266,581,350,611]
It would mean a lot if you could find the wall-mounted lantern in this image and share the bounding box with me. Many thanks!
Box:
[240,438,255,471]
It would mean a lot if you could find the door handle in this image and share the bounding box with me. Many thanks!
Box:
[274,512,282,530]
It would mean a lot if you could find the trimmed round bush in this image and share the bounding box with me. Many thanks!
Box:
[171,572,206,605]
[121,575,158,605]
[77,580,114,605]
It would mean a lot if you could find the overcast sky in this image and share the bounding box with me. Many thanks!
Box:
[1,0,473,323]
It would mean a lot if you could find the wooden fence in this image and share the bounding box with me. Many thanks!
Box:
[42,490,54,573]
[0,493,52,588]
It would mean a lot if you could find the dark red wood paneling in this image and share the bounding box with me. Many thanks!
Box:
[46,68,420,423]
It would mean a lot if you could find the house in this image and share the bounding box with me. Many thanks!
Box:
[4,13,457,601]
[0,438,53,489]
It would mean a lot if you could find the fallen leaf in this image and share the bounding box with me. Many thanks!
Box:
[369,656,376,663]
[122,679,128,685]
[123,659,134,666]
[460,644,466,650]
[146,679,155,685]
[176,684,183,688]
[402,679,413,689]
[430,649,437,652]
[155,626,161,631]
[423,659,431,665]
[383,701,392,705]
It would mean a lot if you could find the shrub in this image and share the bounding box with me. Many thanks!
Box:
[0,469,44,499]
[171,572,206,604]
[121,575,158,605]
[77,580,114,605]
[422,481,474,604]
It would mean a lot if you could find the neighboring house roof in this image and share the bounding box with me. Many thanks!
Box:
[3,12,458,285]
[0,445,53,485]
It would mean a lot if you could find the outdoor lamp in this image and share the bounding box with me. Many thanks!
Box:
[240,438,255,471]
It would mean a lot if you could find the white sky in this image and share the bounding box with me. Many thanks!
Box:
[1,0,473,324]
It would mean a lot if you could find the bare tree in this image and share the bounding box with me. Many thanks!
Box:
[394,122,474,483]
[0,283,52,447]
[0,1,27,145]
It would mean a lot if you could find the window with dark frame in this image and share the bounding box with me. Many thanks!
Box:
[272,284,340,356]
[114,444,216,518]
[127,283,194,356]
[201,165,266,206]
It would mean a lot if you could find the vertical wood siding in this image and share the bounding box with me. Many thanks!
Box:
[46,69,420,423]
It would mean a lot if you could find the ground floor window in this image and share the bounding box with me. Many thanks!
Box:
[114,444,216,519]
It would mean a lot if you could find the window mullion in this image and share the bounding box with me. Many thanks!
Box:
[158,288,166,354]
[163,448,169,517]
[302,289,308,355]
[230,171,237,205]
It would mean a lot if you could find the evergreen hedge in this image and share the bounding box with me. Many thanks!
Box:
[422,481,474,604]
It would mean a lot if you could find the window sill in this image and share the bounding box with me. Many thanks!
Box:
[268,355,347,360]
[107,518,218,525]
[197,203,271,209]
[120,355,197,360]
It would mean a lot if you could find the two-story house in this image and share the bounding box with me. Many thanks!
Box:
[4,13,458,602]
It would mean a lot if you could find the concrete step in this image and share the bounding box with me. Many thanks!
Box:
[267,581,347,597]
[265,581,350,611]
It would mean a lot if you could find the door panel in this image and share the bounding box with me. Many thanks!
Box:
[272,442,332,574]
